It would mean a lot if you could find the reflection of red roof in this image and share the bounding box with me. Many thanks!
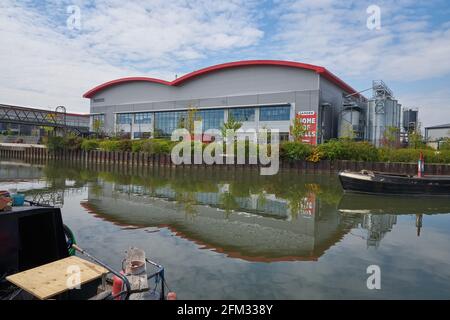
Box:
[80,200,349,263]
[83,60,360,98]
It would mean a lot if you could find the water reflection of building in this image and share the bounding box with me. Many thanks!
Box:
[84,180,355,262]
[0,161,45,180]
[361,214,397,248]
[115,183,313,221]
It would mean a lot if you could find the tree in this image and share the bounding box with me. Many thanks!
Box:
[92,118,103,137]
[178,106,202,135]
[440,137,450,150]
[381,126,400,149]
[408,124,426,149]
[290,117,307,142]
[220,114,242,141]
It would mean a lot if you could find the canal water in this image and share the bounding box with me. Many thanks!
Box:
[1,161,450,299]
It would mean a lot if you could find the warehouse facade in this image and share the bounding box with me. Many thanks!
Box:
[83,60,363,144]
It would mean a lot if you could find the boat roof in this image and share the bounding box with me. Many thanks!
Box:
[425,123,450,129]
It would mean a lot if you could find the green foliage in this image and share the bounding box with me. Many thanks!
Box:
[92,119,103,136]
[379,148,450,163]
[440,138,450,151]
[280,140,379,162]
[381,126,400,149]
[46,136,65,152]
[98,139,132,152]
[131,139,176,154]
[45,134,82,152]
[178,107,201,134]
[408,125,426,149]
[316,139,379,161]
[220,114,243,139]
[81,139,100,151]
[289,117,307,141]
[63,134,83,151]
[280,142,313,160]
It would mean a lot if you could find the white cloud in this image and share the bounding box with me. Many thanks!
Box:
[269,0,450,81]
[0,0,263,112]
[0,0,449,128]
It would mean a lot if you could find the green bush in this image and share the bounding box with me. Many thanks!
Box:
[131,139,145,153]
[135,139,176,154]
[46,136,65,152]
[440,138,450,151]
[64,135,83,151]
[46,135,83,152]
[348,141,379,162]
[81,139,99,151]
[99,139,132,152]
[379,148,450,163]
[280,142,313,160]
[315,140,379,161]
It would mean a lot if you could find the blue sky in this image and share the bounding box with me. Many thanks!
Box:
[1,0,449,127]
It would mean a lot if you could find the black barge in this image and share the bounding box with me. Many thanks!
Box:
[338,170,450,196]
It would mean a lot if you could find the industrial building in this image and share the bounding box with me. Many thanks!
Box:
[425,123,450,149]
[83,60,407,145]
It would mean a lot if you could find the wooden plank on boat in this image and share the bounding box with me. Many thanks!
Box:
[6,256,108,300]
[124,247,148,300]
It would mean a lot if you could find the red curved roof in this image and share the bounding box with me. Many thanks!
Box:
[83,60,359,98]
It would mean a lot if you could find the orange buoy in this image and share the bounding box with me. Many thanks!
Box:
[167,292,177,300]
[112,271,124,300]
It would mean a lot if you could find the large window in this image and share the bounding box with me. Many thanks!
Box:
[133,132,152,139]
[197,109,224,131]
[228,107,255,122]
[116,113,133,124]
[259,105,291,121]
[91,114,105,127]
[134,112,152,124]
[154,111,187,137]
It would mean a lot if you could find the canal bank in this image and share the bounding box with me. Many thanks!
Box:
[1,144,450,175]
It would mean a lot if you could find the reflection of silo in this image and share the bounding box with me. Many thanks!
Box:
[402,109,418,132]
[366,81,401,147]
[339,106,361,139]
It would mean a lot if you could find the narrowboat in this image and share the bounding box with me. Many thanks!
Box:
[0,204,173,300]
[338,170,450,196]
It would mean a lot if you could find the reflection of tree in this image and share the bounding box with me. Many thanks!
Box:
[43,163,94,188]
[285,187,310,220]
[175,191,198,219]
[91,182,103,198]
[219,192,239,218]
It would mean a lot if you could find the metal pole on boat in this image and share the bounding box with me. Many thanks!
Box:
[72,244,131,300]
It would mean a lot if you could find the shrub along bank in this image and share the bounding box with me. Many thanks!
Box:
[47,137,450,164]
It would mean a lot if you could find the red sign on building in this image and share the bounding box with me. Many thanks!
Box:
[296,111,317,145]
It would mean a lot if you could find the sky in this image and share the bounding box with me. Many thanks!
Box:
[0,0,449,128]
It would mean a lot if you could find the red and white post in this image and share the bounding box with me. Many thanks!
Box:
[418,151,425,178]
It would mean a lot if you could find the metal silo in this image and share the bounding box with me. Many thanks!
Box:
[339,105,362,139]
[366,81,401,147]
[402,109,418,132]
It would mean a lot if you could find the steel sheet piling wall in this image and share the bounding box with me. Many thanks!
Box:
[0,145,449,175]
